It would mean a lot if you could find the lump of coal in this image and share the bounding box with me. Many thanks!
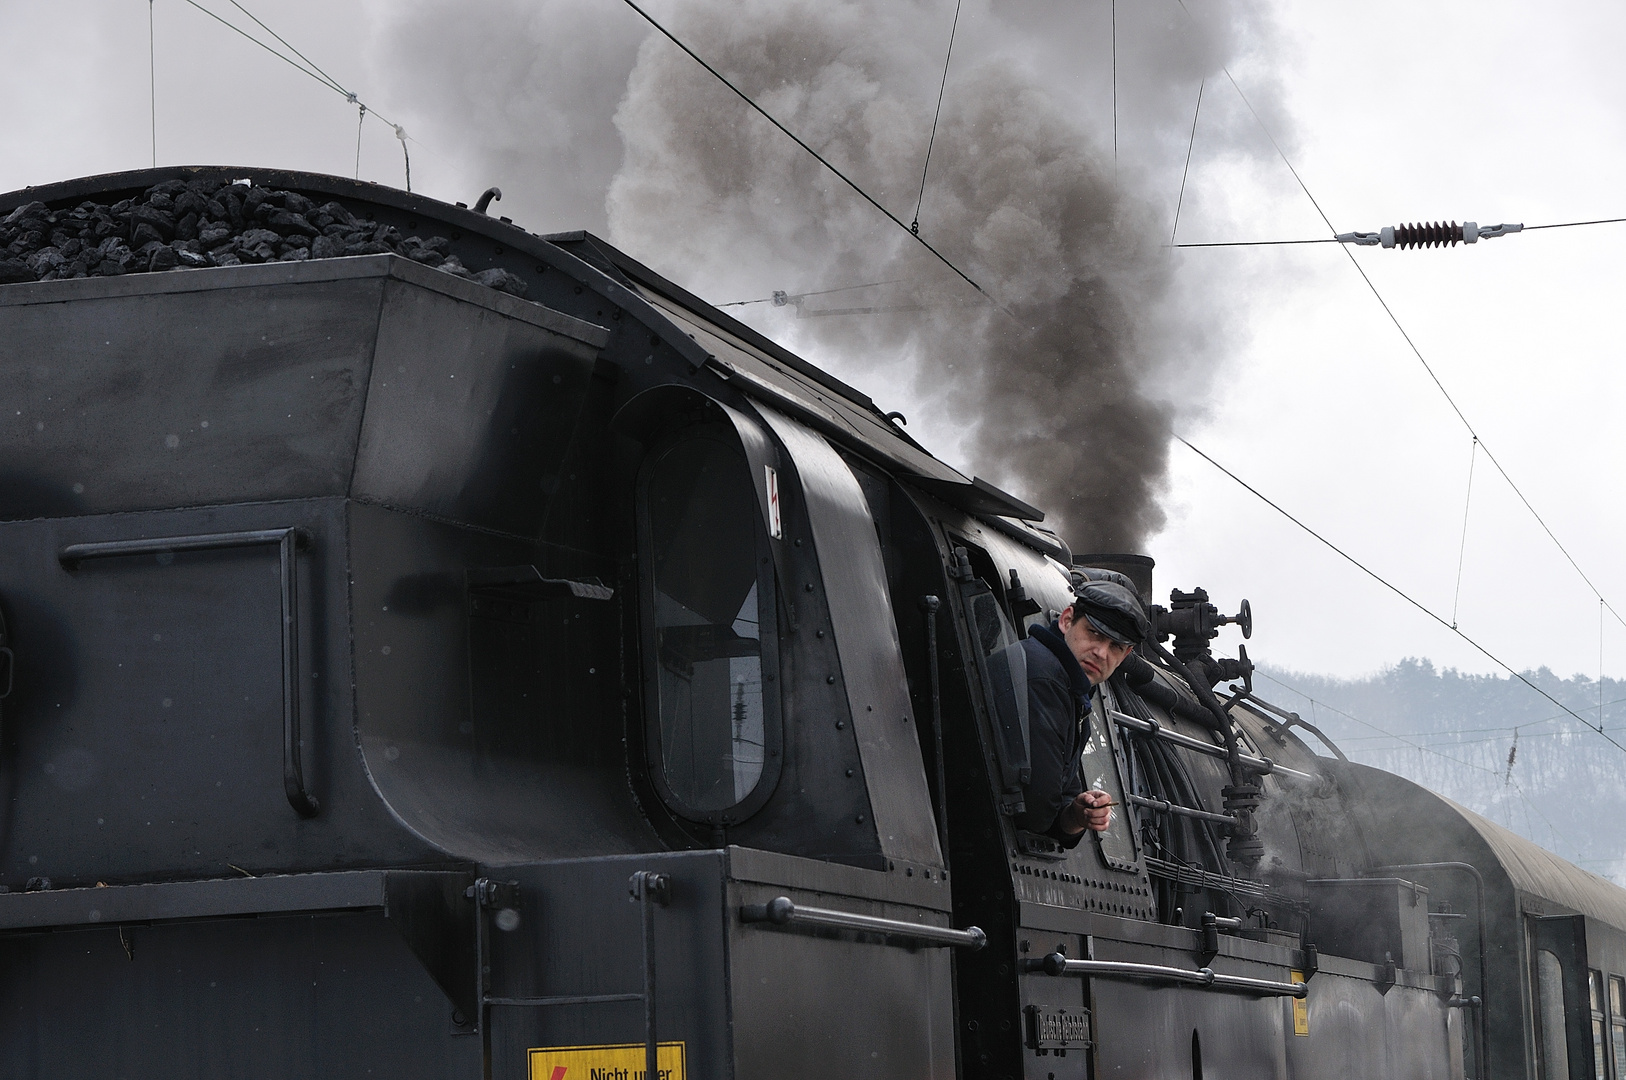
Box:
[474,267,529,297]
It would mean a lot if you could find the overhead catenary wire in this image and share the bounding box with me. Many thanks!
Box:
[170,0,416,187]
[1332,689,1626,743]
[717,279,904,308]
[613,0,999,308]
[1167,0,1626,645]
[175,0,350,101]
[1339,723,1626,749]
[226,0,350,97]
[1255,670,1585,857]
[1176,436,1626,756]
[1254,671,1504,778]
[1177,216,1626,248]
[911,0,964,236]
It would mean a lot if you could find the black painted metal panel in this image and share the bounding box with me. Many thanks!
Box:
[757,406,942,870]
[728,878,958,1079]
[0,269,383,519]
[0,498,444,888]
[484,852,731,1078]
[0,911,480,1078]
[349,501,658,862]
[350,274,602,536]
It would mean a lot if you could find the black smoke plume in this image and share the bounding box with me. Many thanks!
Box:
[380,0,1284,552]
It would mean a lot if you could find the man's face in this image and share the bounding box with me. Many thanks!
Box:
[1059,605,1133,685]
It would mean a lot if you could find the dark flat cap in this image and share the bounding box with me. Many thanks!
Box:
[1073,578,1150,645]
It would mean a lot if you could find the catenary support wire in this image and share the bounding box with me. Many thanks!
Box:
[149,0,157,169]
[1169,79,1203,248]
[911,0,963,236]
[615,0,997,307]
[1176,436,1626,755]
[396,125,411,193]
[1451,437,1478,628]
[354,102,366,179]
[173,0,416,190]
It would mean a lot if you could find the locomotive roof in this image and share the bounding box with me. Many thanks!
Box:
[1447,794,1626,929]
[1342,761,1626,931]
[1,165,1067,559]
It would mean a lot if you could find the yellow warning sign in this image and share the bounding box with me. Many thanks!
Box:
[527,1041,686,1080]
[1291,971,1309,1036]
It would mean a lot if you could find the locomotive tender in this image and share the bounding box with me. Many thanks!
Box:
[1,167,1624,1080]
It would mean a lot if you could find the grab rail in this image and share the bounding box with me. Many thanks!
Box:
[1125,793,1239,828]
[60,528,320,817]
[1024,953,1306,998]
[1109,710,1314,781]
[740,896,986,950]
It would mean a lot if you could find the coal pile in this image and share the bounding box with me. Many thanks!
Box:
[0,177,529,298]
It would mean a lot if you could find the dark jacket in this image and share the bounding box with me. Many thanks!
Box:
[1017,621,1094,844]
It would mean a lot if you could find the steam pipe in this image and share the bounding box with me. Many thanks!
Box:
[1372,862,1488,1080]
[1109,711,1314,782]
[1126,793,1239,828]
[473,187,502,214]
[1150,641,1245,780]
[1149,639,1269,865]
[1120,654,1221,730]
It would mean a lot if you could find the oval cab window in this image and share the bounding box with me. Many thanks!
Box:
[640,430,779,820]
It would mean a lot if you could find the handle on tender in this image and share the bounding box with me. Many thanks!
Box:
[1025,952,1306,998]
[740,895,985,950]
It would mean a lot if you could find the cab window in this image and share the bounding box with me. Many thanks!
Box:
[639,430,779,821]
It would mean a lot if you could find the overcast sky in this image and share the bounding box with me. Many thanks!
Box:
[4,0,1622,687]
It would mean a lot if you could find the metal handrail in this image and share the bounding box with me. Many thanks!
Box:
[740,896,986,950]
[60,528,319,817]
[1025,953,1306,998]
[1126,793,1239,828]
[1109,710,1314,781]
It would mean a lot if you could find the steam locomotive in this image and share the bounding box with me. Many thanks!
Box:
[2,166,1623,1080]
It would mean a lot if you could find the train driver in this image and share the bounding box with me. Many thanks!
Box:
[1017,578,1150,844]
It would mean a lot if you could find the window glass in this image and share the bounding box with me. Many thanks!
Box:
[1610,977,1626,1080]
[1595,970,1611,1080]
[645,436,771,814]
[1540,950,1573,1080]
[1083,689,1137,866]
[966,588,1029,791]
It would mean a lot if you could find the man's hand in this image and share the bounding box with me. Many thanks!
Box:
[1058,789,1114,835]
